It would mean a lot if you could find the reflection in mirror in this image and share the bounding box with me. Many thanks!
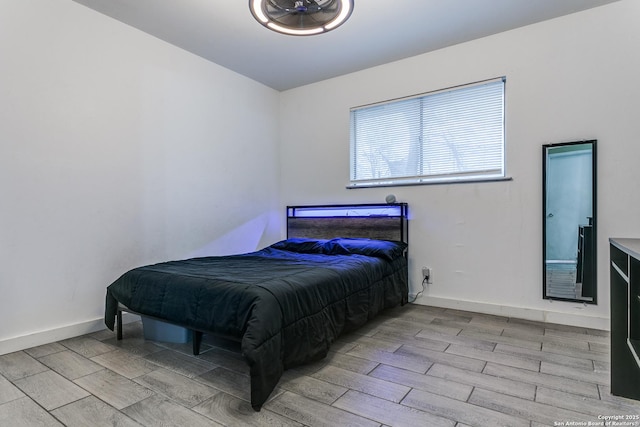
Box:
[543,140,597,303]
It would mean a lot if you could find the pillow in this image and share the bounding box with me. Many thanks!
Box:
[324,238,407,261]
[270,238,327,254]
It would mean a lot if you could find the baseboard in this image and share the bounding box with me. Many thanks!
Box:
[1,297,608,355]
[0,313,140,356]
[411,295,609,331]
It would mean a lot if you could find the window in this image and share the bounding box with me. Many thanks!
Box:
[349,77,505,187]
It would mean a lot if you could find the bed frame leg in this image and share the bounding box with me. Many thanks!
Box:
[116,309,123,340]
[193,331,203,355]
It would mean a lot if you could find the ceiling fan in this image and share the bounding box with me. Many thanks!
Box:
[249,0,354,36]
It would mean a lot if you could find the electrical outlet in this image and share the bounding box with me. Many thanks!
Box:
[422,267,432,284]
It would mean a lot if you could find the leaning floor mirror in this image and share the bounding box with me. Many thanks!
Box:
[543,140,597,303]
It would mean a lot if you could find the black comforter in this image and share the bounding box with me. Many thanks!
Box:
[104,239,408,410]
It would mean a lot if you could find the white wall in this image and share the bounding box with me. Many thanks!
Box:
[2,1,637,354]
[0,0,280,353]
[279,0,640,329]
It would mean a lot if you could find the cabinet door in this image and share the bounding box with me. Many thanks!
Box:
[610,246,640,400]
[631,257,640,344]
[611,260,629,396]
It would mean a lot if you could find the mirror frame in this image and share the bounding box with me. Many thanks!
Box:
[542,140,597,304]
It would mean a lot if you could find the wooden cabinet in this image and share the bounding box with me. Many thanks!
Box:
[610,238,640,400]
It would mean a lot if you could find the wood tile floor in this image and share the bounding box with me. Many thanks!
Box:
[2,303,640,426]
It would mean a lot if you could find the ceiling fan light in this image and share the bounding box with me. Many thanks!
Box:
[324,0,352,30]
[250,0,269,23]
[267,23,325,36]
[250,0,354,36]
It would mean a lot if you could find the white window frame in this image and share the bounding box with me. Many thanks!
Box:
[349,77,507,188]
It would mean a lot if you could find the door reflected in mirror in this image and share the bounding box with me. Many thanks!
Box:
[543,140,597,303]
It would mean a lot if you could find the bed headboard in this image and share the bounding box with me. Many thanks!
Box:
[286,203,408,243]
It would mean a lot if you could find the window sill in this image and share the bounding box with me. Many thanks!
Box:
[346,176,513,189]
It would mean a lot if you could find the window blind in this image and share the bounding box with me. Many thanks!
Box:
[350,77,505,187]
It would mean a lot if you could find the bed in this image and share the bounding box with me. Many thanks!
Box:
[104,203,408,410]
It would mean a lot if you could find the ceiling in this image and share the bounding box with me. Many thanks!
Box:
[71,0,618,91]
